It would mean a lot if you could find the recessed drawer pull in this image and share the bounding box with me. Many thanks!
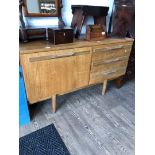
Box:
[106,45,124,50]
[104,56,128,63]
[101,67,126,76]
[95,45,124,52]
[93,56,128,66]
[75,51,90,56]
[102,70,117,75]
[29,52,75,62]
[92,67,126,78]
[104,58,120,63]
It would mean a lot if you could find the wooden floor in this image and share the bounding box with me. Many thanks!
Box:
[19,80,135,155]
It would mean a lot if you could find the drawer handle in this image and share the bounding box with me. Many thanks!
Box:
[29,52,75,62]
[92,67,126,77]
[101,67,126,76]
[95,45,124,52]
[75,51,90,55]
[106,45,124,50]
[104,58,121,63]
[103,56,128,63]
[102,70,117,75]
[29,50,90,62]
[93,56,128,66]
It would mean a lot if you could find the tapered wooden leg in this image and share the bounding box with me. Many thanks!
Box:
[52,95,56,113]
[102,80,107,95]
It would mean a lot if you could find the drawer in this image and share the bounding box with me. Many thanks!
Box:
[91,58,129,73]
[89,67,126,84]
[92,44,132,62]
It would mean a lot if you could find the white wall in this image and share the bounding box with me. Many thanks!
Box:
[71,0,109,7]
[24,0,114,33]
[27,0,40,13]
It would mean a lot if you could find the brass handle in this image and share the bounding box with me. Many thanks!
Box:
[29,52,75,62]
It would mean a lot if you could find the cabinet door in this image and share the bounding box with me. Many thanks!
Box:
[20,47,91,104]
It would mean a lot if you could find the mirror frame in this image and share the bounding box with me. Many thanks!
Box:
[24,0,59,17]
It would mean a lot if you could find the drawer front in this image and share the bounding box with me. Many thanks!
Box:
[92,44,132,62]
[91,58,129,73]
[27,29,46,35]
[20,47,91,103]
[89,43,132,85]
[89,67,126,84]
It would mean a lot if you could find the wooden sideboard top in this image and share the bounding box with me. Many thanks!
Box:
[19,38,134,54]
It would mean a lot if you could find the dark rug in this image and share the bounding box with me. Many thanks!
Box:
[19,124,71,155]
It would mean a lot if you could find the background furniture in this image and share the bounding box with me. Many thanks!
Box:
[48,27,73,44]
[24,0,65,26]
[86,25,106,41]
[19,0,65,42]
[108,0,135,87]
[19,27,47,41]
[71,5,109,38]
[24,0,59,17]
[19,66,30,126]
[20,38,134,113]
[19,0,28,42]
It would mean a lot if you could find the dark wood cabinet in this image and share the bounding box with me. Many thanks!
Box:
[71,5,109,38]
[110,0,135,38]
[48,27,73,45]
[109,0,135,87]
[19,0,65,42]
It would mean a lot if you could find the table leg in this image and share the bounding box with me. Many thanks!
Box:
[52,95,56,113]
[102,80,107,95]
[71,9,86,38]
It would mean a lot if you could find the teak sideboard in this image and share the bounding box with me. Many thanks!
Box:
[19,38,134,112]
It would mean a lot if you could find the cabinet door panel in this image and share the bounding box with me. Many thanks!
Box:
[20,48,91,104]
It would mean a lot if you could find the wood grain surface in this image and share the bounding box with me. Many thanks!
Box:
[20,47,91,103]
[20,38,134,113]
[19,38,134,54]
